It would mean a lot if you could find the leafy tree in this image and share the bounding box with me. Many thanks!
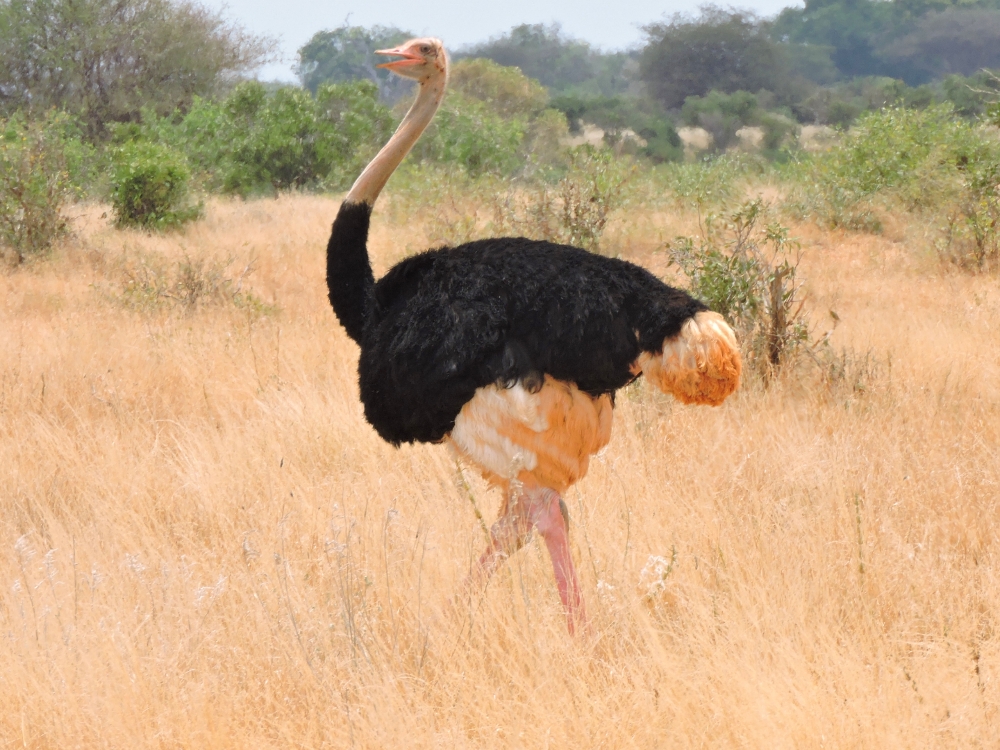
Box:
[296,25,414,102]
[944,71,1000,118]
[770,0,1000,83]
[641,8,792,110]
[0,113,77,262]
[449,59,549,118]
[458,24,634,97]
[459,24,594,90]
[882,8,1000,79]
[0,0,274,137]
[220,80,396,195]
[777,43,840,85]
[412,93,526,177]
[770,0,899,81]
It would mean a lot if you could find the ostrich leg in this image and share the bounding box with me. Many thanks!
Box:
[472,487,534,584]
[468,480,588,635]
[526,486,588,635]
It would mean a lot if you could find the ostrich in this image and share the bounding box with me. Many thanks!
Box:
[327,38,741,634]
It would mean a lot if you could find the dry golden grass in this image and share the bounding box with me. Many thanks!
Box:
[3,193,1000,748]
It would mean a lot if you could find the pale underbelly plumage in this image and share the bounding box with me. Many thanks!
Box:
[449,376,614,495]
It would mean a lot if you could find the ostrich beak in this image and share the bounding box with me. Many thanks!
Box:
[375,46,423,71]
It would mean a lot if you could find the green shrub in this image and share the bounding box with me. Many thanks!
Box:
[317,80,399,188]
[0,114,75,264]
[668,199,813,375]
[937,153,1000,270]
[789,105,996,232]
[449,59,549,118]
[758,112,798,153]
[218,80,396,195]
[826,99,863,129]
[446,59,570,175]
[788,103,1000,268]
[636,117,684,163]
[796,77,912,129]
[222,82,323,194]
[659,153,768,223]
[491,146,633,253]
[110,142,201,229]
[414,92,526,177]
[125,99,231,191]
[121,80,397,197]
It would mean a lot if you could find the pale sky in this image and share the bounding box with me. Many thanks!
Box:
[204,0,803,81]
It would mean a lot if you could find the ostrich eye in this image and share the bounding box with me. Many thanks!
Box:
[420,45,431,55]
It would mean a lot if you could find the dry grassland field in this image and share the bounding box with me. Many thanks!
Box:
[2,191,1000,748]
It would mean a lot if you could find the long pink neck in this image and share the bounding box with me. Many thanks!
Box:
[344,72,447,206]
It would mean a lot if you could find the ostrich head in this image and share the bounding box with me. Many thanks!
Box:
[342,37,447,205]
[376,38,448,82]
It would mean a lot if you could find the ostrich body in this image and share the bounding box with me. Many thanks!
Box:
[327,39,742,634]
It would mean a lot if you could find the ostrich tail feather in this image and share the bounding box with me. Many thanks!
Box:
[637,311,741,406]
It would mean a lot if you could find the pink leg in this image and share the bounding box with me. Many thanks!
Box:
[465,482,588,635]
[527,488,588,636]
[469,497,533,588]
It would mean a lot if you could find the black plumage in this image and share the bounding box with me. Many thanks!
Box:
[327,201,707,446]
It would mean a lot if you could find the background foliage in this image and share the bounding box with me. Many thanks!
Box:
[0,0,275,138]
[0,5,997,266]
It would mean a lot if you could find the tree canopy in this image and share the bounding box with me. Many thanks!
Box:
[296,25,415,102]
[883,8,1000,78]
[448,59,549,118]
[640,8,793,110]
[0,0,274,137]
[771,0,1000,83]
[457,23,633,97]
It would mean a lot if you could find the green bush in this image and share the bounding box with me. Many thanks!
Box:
[116,63,563,192]
[659,153,768,222]
[120,80,397,197]
[796,77,909,129]
[449,59,549,118]
[0,113,76,264]
[758,112,798,153]
[414,92,527,177]
[125,100,231,190]
[668,199,812,375]
[938,152,1000,270]
[317,80,400,188]
[791,105,999,234]
[492,146,633,253]
[110,142,201,229]
[789,104,1000,268]
[218,80,396,195]
[222,82,324,194]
